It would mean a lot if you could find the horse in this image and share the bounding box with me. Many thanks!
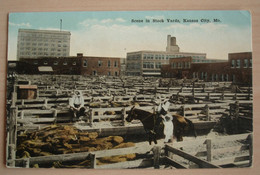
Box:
[172,114,197,141]
[126,106,197,144]
[126,106,162,145]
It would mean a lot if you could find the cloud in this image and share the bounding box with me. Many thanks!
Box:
[79,18,126,27]
[145,15,165,20]
[79,19,99,27]
[101,19,113,23]
[115,18,126,22]
[166,22,228,32]
[9,22,31,28]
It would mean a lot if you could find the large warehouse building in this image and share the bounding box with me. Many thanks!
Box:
[17,29,71,60]
[126,35,225,76]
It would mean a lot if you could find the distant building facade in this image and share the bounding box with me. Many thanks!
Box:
[161,52,252,85]
[126,35,225,76]
[16,53,121,76]
[17,29,71,60]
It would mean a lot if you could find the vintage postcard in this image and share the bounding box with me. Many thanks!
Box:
[6,10,252,169]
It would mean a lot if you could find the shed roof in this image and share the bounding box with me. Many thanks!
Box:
[38,66,53,72]
[18,85,37,89]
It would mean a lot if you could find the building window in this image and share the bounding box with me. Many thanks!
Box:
[225,74,229,81]
[108,71,111,76]
[204,72,207,80]
[236,59,240,68]
[244,59,248,68]
[72,62,76,65]
[188,62,191,68]
[178,62,181,69]
[63,62,68,65]
[171,62,176,68]
[231,60,235,68]
[108,60,111,67]
[143,62,154,69]
[44,61,48,65]
[115,71,118,76]
[215,74,218,81]
[98,60,102,67]
[249,59,252,68]
[93,71,97,75]
[34,61,38,65]
[114,61,118,67]
[83,60,87,67]
[232,75,236,82]
[211,74,214,81]
[155,62,161,69]
[54,61,58,65]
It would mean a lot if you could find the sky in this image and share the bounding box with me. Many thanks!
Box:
[8,10,252,60]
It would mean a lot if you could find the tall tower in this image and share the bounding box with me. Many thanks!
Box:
[166,35,180,52]
[17,29,71,60]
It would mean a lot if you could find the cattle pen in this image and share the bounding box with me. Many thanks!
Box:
[6,75,253,169]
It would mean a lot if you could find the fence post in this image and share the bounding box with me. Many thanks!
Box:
[53,109,58,123]
[221,91,225,100]
[181,105,185,117]
[207,92,210,101]
[205,139,212,162]
[247,134,253,166]
[90,153,96,169]
[248,86,251,100]
[177,92,180,102]
[205,105,210,121]
[121,107,126,126]
[153,146,161,169]
[8,106,17,167]
[89,109,94,127]
[233,93,237,100]
[234,101,240,133]
[11,92,17,107]
[43,98,48,109]
[23,158,30,168]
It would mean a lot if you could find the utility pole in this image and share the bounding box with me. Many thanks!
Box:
[60,19,62,31]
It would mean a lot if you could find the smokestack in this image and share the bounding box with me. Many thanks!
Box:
[167,35,171,48]
[171,37,176,46]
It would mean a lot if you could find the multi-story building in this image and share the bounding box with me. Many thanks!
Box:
[161,52,252,85]
[16,53,121,76]
[17,29,71,60]
[126,35,225,76]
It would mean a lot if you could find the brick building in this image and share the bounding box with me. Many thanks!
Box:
[16,53,121,76]
[161,52,252,85]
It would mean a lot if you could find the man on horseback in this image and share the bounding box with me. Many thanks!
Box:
[156,99,174,143]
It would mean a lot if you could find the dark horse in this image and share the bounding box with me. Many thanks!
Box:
[126,106,197,144]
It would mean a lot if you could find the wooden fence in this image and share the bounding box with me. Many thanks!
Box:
[8,133,252,169]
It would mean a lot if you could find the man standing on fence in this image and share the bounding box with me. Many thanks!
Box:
[69,90,86,121]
